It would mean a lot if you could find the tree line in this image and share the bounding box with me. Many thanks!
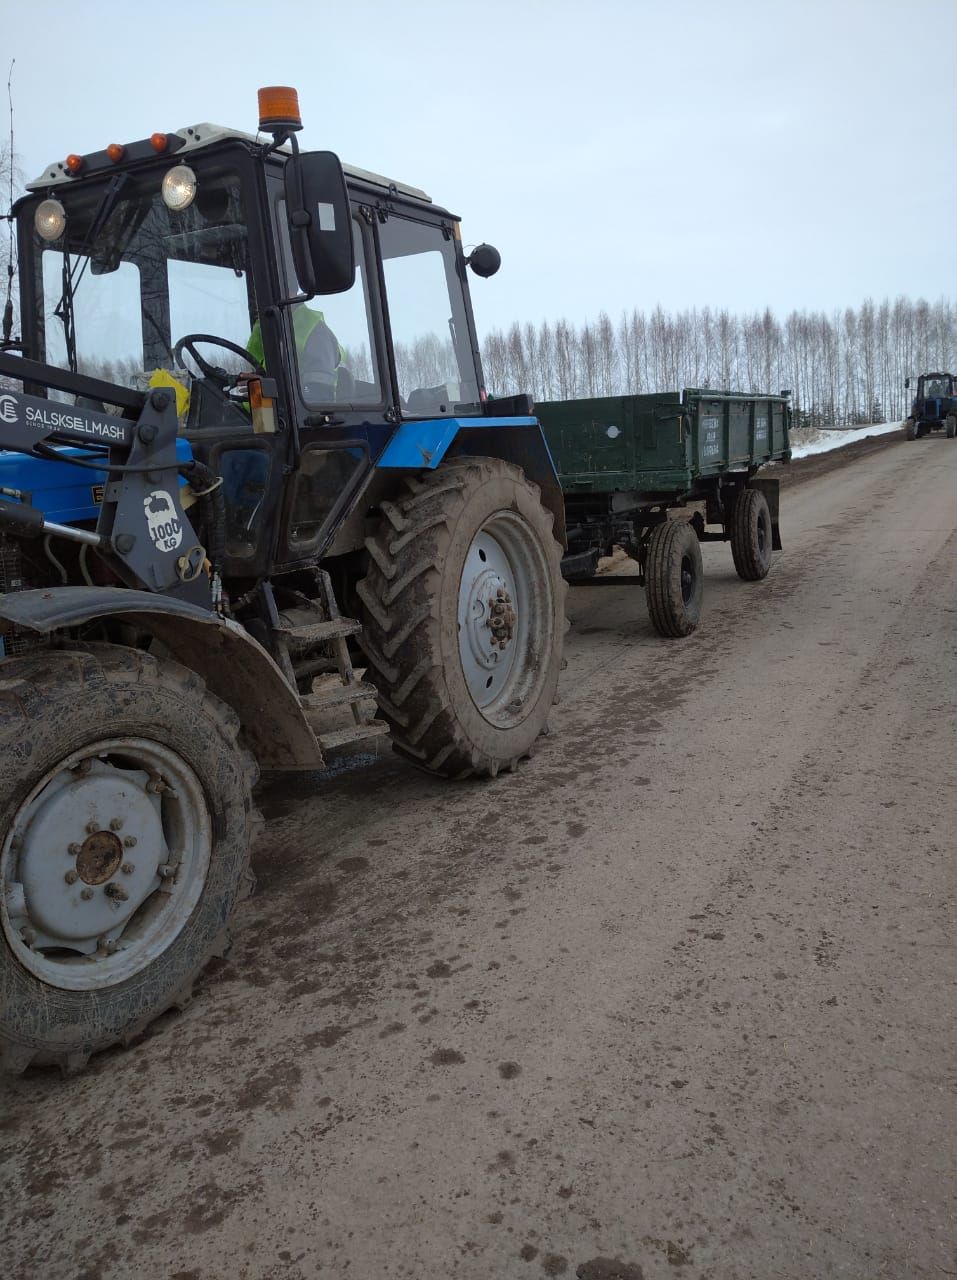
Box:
[480,297,957,427]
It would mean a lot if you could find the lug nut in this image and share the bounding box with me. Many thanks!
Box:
[81,888,94,901]
[109,818,123,832]
[68,843,81,856]
[121,862,135,875]
[124,836,137,848]
[86,821,99,834]
[64,869,79,885]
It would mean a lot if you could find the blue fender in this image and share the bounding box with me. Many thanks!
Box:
[375,417,566,545]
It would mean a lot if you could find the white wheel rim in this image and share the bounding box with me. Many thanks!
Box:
[0,738,211,991]
[457,510,553,726]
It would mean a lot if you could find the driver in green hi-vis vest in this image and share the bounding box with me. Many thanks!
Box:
[247,305,346,400]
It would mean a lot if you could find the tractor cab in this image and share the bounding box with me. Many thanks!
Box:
[10,90,500,579]
[913,373,955,418]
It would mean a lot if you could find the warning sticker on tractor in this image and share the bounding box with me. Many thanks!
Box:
[144,490,183,553]
[756,416,768,441]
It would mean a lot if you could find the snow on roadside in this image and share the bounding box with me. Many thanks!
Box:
[786,421,903,460]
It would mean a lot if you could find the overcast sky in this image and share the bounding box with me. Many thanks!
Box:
[3,0,955,336]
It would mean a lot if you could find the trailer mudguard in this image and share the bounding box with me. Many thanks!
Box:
[375,417,566,545]
[0,587,322,770]
[748,477,783,551]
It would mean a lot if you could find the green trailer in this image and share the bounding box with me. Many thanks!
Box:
[536,389,792,636]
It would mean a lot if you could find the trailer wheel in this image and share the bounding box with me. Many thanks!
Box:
[0,645,258,1074]
[730,488,773,582]
[905,418,918,440]
[357,457,566,778]
[645,520,704,638]
[946,416,956,439]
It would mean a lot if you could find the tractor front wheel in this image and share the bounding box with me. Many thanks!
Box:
[0,645,258,1074]
[905,418,919,441]
[357,457,566,778]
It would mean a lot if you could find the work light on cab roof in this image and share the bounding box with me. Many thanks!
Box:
[34,198,66,242]
[161,164,197,212]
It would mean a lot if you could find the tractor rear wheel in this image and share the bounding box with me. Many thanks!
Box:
[946,416,956,440]
[0,645,258,1074]
[644,519,704,638]
[357,457,566,778]
[730,488,773,581]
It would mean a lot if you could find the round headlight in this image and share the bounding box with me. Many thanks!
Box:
[35,198,66,242]
[161,165,197,212]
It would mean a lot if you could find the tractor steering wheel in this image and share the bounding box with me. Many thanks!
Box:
[173,333,267,390]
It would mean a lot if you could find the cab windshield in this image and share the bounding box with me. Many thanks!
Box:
[28,160,257,424]
[920,377,952,399]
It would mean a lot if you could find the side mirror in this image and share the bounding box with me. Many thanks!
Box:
[284,150,355,295]
[904,377,910,389]
[466,243,501,278]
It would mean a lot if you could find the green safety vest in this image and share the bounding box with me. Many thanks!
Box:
[247,307,344,388]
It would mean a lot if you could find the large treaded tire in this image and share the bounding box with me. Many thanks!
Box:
[356,457,567,779]
[946,416,956,440]
[905,418,918,440]
[730,488,773,582]
[0,644,259,1074]
[645,519,704,638]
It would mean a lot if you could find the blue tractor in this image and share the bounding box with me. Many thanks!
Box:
[904,372,957,440]
[0,87,566,1071]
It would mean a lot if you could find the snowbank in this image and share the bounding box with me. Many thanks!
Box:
[787,421,903,460]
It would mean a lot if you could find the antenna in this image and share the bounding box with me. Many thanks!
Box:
[2,58,15,346]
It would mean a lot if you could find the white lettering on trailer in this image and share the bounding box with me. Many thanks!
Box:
[702,414,721,459]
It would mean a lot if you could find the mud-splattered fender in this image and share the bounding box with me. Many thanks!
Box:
[0,587,322,770]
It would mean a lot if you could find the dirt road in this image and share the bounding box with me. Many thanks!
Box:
[2,434,955,1279]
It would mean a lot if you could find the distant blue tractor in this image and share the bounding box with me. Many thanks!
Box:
[904,372,957,440]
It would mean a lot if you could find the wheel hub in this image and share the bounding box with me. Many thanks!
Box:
[77,830,124,885]
[486,587,516,651]
[455,510,553,725]
[1,740,211,990]
[16,766,167,946]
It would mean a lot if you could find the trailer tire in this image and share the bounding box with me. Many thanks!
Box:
[946,416,956,439]
[0,644,259,1074]
[645,520,704,638]
[905,418,918,441]
[730,488,773,582]
[357,457,567,779]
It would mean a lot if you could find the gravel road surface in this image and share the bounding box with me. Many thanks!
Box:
[2,432,954,1280]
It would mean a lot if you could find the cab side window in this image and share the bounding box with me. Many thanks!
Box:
[277,211,381,407]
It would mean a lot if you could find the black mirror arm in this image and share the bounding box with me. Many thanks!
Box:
[276,133,318,304]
